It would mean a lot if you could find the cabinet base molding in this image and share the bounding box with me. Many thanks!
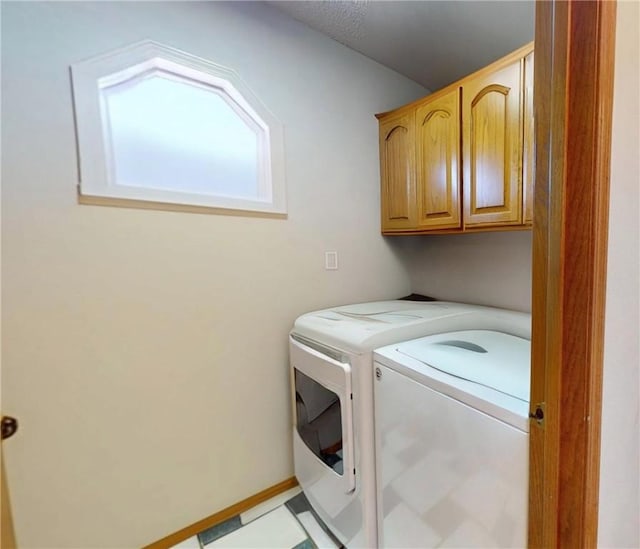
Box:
[143,477,299,549]
[383,224,532,236]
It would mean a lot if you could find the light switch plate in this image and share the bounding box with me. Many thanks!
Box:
[325,251,338,270]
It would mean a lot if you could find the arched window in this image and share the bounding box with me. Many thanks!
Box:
[71,41,286,214]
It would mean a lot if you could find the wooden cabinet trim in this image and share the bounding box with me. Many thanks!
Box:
[458,41,534,88]
[419,108,450,126]
[382,224,531,236]
[523,52,535,224]
[462,56,524,227]
[379,112,417,230]
[470,83,511,106]
[415,87,461,230]
[375,42,533,120]
[384,124,408,141]
[376,82,460,120]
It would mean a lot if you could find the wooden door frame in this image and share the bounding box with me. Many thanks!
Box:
[1,446,17,548]
[529,0,617,547]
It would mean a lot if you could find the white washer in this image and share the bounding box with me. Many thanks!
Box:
[290,300,530,548]
[373,329,531,548]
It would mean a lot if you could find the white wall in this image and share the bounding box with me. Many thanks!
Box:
[598,2,640,546]
[394,231,532,312]
[0,2,427,547]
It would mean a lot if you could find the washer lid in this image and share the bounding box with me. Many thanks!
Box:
[396,330,531,401]
[291,301,479,353]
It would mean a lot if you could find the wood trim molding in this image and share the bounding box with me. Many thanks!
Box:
[529,1,617,547]
[1,450,17,549]
[78,194,288,220]
[470,83,511,107]
[375,41,534,120]
[143,477,299,549]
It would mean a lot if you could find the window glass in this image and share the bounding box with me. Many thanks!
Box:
[102,72,261,200]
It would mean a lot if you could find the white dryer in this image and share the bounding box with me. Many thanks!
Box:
[290,300,530,548]
[373,329,531,548]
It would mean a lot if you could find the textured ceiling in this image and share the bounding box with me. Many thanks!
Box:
[267,1,535,91]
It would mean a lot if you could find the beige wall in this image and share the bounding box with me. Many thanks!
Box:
[598,2,640,546]
[0,2,426,547]
[394,231,533,312]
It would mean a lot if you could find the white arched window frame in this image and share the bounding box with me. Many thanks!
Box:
[71,40,286,215]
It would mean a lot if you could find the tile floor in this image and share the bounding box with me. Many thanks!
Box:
[171,487,342,549]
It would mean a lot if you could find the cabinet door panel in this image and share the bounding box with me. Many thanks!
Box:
[463,59,523,226]
[379,113,416,230]
[523,51,534,225]
[416,88,461,229]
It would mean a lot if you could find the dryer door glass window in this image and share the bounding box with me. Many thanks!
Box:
[294,369,344,475]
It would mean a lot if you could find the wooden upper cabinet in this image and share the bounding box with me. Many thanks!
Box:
[462,58,524,227]
[379,112,417,230]
[415,88,461,229]
[523,51,535,225]
[376,42,533,234]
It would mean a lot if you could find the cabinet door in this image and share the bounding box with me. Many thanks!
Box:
[379,112,417,231]
[523,51,535,225]
[416,88,461,229]
[463,58,523,226]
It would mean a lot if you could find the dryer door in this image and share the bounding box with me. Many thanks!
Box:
[290,336,355,494]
